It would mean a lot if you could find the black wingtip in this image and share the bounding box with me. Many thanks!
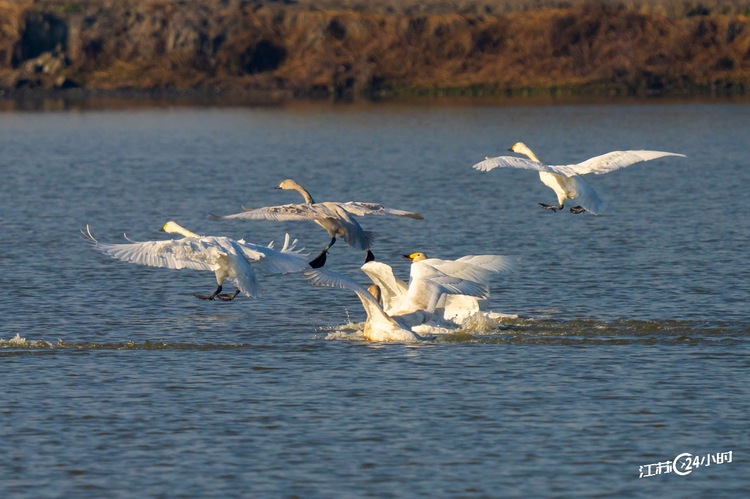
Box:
[365,250,375,263]
[309,249,327,269]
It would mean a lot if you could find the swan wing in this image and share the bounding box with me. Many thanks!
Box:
[454,255,516,274]
[571,150,686,175]
[472,156,578,176]
[216,203,323,222]
[341,202,424,220]
[361,261,409,314]
[320,204,374,250]
[238,234,310,274]
[425,255,513,286]
[83,226,221,271]
[405,262,489,313]
[219,247,260,297]
[566,176,609,214]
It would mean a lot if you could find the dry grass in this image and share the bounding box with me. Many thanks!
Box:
[2,0,750,96]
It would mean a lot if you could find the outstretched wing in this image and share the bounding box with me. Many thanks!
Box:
[82,226,219,271]
[454,255,516,274]
[406,262,489,313]
[361,261,409,314]
[238,233,310,274]
[214,203,323,222]
[340,202,424,220]
[570,150,686,175]
[472,156,578,176]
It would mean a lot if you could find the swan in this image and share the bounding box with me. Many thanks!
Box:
[82,221,309,301]
[212,179,423,265]
[303,267,429,342]
[472,142,686,214]
[360,252,514,325]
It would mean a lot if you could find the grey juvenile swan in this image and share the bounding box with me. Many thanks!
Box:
[213,179,424,265]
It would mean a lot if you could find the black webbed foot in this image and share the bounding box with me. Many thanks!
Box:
[539,203,563,212]
[570,206,586,214]
[365,250,375,263]
[194,285,222,300]
[309,248,328,268]
[217,290,240,301]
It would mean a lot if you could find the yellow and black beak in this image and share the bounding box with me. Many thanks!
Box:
[403,253,416,262]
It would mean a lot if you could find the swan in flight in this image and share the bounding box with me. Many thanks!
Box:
[82,221,309,301]
[472,142,686,214]
[360,252,514,326]
[212,179,423,265]
[303,267,429,342]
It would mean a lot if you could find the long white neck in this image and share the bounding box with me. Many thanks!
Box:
[290,182,315,204]
[164,221,200,238]
[278,179,316,204]
[515,143,541,163]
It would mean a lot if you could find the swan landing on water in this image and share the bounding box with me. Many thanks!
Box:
[303,267,430,343]
[211,179,423,265]
[82,221,309,301]
[472,142,686,214]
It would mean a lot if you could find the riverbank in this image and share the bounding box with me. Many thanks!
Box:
[1,0,749,101]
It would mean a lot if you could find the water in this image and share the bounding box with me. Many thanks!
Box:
[1,100,748,497]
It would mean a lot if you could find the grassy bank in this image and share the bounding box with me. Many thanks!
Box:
[1,0,749,100]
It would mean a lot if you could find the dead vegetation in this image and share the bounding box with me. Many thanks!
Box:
[1,0,749,99]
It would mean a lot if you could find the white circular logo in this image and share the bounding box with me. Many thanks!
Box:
[673,453,694,476]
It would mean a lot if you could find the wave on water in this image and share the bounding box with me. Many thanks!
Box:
[315,314,749,345]
[0,333,249,351]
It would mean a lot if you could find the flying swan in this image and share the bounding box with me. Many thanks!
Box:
[82,221,309,301]
[211,179,424,265]
[303,267,429,343]
[472,142,686,214]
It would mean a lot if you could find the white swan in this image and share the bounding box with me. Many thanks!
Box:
[212,179,423,264]
[82,221,309,301]
[303,267,429,342]
[473,142,686,214]
[361,252,514,325]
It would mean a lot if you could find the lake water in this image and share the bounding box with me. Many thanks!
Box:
[1,99,748,497]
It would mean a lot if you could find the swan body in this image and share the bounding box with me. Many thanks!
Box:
[473,142,686,214]
[82,221,309,301]
[303,268,428,342]
[213,179,423,262]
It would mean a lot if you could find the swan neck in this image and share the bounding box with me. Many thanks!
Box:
[168,223,200,238]
[294,184,315,204]
[522,147,541,163]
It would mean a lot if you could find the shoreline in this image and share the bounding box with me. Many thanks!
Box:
[1,86,749,112]
[2,1,749,103]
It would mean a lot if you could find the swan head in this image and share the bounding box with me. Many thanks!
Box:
[276,179,314,203]
[403,252,428,263]
[160,221,199,238]
[509,142,540,162]
[276,179,302,191]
